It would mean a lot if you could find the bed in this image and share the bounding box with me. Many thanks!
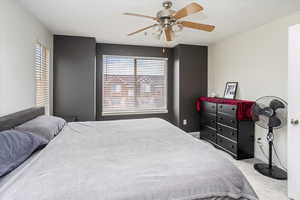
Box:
[0,107,258,200]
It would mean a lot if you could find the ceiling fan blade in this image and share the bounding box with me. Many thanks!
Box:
[173,3,203,20]
[269,99,285,111]
[123,13,157,20]
[164,27,173,41]
[269,115,282,128]
[179,21,215,32]
[128,24,158,36]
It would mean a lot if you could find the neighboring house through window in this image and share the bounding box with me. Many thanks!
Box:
[102,55,168,115]
[112,84,121,93]
[141,83,151,93]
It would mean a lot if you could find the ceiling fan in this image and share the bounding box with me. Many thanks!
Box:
[124,1,215,42]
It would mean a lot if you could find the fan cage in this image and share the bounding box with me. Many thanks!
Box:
[252,96,288,130]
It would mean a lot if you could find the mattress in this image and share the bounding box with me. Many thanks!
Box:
[0,118,258,200]
[0,150,41,189]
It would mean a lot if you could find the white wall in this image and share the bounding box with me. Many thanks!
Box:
[0,0,53,116]
[208,12,300,169]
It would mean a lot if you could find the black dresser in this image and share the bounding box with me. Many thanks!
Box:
[199,100,254,160]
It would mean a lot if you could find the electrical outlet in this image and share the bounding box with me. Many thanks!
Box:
[183,119,187,125]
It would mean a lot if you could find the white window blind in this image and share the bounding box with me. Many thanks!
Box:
[35,43,50,114]
[103,55,168,115]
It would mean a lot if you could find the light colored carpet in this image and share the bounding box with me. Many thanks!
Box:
[189,133,287,200]
[217,148,288,200]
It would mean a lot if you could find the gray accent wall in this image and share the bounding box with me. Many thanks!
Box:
[53,35,96,121]
[173,45,208,132]
[53,38,207,132]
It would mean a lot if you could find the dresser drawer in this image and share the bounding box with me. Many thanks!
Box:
[217,135,237,155]
[200,126,217,144]
[202,113,217,129]
[202,102,217,115]
[217,124,238,141]
[217,113,238,128]
[218,104,237,117]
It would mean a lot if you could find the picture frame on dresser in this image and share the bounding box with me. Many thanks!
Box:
[224,82,238,99]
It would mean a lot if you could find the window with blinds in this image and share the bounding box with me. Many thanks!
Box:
[102,55,168,115]
[35,43,50,114]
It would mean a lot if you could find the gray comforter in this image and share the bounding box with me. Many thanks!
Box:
[0,118,258,200]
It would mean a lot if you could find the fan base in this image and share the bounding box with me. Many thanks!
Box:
[254,163,287,180]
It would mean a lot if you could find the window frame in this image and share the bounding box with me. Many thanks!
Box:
[102,55,168,116]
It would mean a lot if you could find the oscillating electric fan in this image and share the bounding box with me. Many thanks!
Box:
[251,96,288,180]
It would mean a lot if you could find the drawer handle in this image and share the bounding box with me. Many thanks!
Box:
[219,128,222,131]
[211,120,215,123]
[232,145,235,149]
[231,132,235,136]
[232,108,235,111]
[212,106,215,109]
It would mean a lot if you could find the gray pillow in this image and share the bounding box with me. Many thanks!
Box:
[0,130,48,177]
[15,115,66,142]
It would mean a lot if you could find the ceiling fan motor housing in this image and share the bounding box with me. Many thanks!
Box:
[157,9,176,27]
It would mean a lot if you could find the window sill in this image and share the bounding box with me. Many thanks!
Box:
[102,110,168,116]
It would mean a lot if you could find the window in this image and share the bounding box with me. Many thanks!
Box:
[112,84,121,93]
[128,89,134,97]
[35,43,50,114]
[103,55,168,115]
[141,83,151,93]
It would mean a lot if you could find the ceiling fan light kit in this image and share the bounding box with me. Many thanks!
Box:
[124,1,215,42]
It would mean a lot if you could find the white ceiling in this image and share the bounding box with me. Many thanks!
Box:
[18,0,300,47]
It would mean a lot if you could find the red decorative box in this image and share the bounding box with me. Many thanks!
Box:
[196,97,255,121]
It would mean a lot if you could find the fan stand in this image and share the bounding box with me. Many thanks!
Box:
[254,127,287,180]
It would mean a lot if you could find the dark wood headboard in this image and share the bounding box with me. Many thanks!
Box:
[0,107,45,131]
